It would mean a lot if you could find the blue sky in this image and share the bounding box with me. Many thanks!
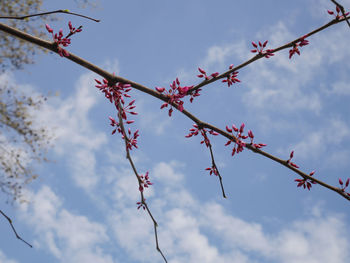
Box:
[1,0,350,262]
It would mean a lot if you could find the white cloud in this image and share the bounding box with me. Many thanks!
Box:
[68,148,98,190]
[10,63,349,262]
[272,214,348,263]
[292,118,350,160]
[19,186,114,263]
[200,40,248,71]
[153,162,184,185]
[241,20,327,115]
[107,161,350,263]
[134,97,172,136]
[329,81,350,95]
[36,72,107,152]
[0,250,18,263]
[31,71,108,191]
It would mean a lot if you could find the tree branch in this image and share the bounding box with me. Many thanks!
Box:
[0,21,348,201]
[188,17,348,94]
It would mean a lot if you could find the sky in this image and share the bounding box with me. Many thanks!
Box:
[1,0,350,262]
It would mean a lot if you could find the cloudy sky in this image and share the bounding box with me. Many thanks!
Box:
[1,0,350,262]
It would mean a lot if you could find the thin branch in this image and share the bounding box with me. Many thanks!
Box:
[202,131,226,198]
[116,102,167,263]
[0,9,100,23]
[330,0,350,28]
[0,209,32,247]
[188,16,348,94]
[185,116,350,201]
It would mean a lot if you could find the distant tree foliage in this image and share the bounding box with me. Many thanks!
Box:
[0,0,92,201]
[0,0,48,70]
[0,78,51,202]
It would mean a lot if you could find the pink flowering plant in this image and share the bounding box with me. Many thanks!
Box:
[0,2,350,262]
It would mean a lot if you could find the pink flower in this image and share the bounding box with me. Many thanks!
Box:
[327,7,349,20]
[138,172,153,192]
[185,124,218,148]
[197,68,220,81]
[157,78,195,116]
[156,87,165,93]
[206,166,218,176]
[45,21,82,58]
[225,123,266,156]
[136,199,146,210]
[45,24,53,33]
[289,36,309,59]
[295,171,317,190]
[339,177,350,193]
[251,40,274,58]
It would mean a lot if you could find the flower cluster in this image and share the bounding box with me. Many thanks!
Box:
[138,172,153,192]
[339,178,350,197]
[288,151,318,190]
[289,35,309,59]
[95,78,139,150]
[205,166,218,176]
[95,78,132,107]
[137,199,146,210]
[156,78,194,116]
[295,170,317,190]
[45,21,82,57]
[197,67,219,80]
[328,6,349,20]
[225,123,266,156]
[222,64,240,87]
[185,124,219,147]
[108,116,139,150]
[251,40,274,58]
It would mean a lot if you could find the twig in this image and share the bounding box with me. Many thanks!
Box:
[188,16,348,94]
[202,131,227,198]
[116,102,168,263]
[0,209,32,248]
[0,9,100,22]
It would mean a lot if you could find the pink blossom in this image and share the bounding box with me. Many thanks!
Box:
[251,40,274,58]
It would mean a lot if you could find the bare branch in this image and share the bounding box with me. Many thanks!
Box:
[0,9,100,23]
[116,102,168,263]
[0,209,32,247]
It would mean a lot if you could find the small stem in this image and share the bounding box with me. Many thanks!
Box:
[0,9,100,22]
[202,131,226,198]
[0,209,32,248]
[116,102,167,262]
